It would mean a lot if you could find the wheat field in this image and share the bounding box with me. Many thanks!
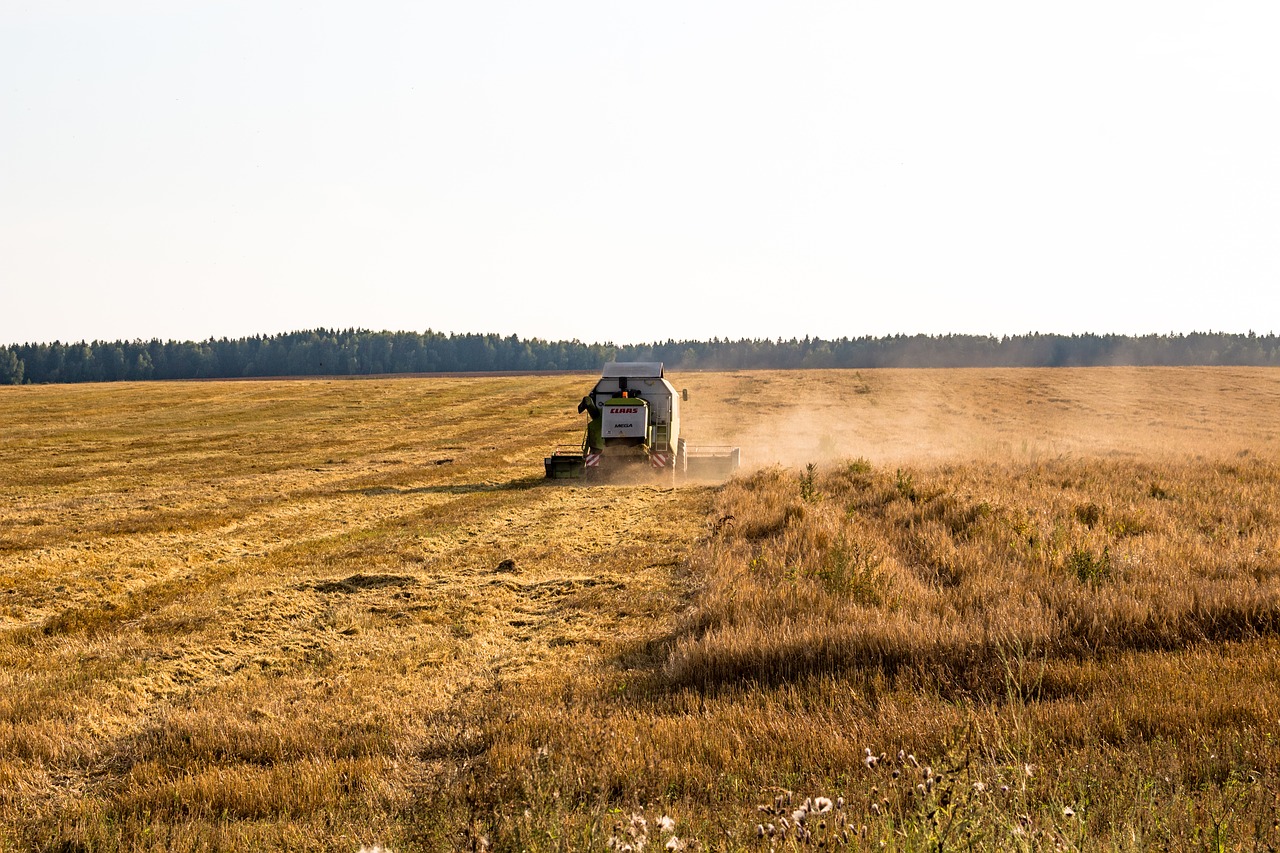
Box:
[2,368,1279,851]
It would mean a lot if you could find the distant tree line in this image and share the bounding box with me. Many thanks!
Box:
[2,329,1278,385]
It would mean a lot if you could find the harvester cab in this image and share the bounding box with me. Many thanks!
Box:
[544,362,740,482]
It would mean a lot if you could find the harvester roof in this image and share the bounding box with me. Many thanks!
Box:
[601,362,664,378]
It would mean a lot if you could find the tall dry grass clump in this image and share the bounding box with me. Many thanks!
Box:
[667,456,1280,696]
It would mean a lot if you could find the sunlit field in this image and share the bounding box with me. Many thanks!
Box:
[2,368,1279,851]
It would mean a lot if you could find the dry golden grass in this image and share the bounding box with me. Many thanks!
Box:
[1,375,709,850]
[2,367,1279,851]
[669,456,1280,690]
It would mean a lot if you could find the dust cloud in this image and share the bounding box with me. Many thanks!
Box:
[676,367,1280,471]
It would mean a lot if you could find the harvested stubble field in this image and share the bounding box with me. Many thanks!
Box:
[2,367,1279,851]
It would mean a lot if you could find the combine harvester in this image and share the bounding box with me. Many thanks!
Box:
[544,362,740,482]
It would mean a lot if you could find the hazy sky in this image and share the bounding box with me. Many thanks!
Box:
[3,2,1277,346]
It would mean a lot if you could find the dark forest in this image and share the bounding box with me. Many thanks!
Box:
[3,329,1277,384]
